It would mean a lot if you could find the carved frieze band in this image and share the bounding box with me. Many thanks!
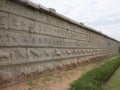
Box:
[0,0,119,88]
[0,47,115,67]
[0,53,113,87]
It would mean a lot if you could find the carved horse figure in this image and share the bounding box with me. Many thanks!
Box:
[0,50,13,63]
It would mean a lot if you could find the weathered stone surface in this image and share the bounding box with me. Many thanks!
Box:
[8,14,35,32]
[0,31,94,48]
[0,12,8,28]
[0,48,27,65]
[0,0,7,10]
[0,0,120,88]
[7,0,36,19]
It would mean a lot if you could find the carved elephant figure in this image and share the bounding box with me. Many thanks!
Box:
[57,63,63,70]
[45,63,54,70]
[18,66,32,80]
[37,65,45,75]
[31,65,39,77]
[31,65,45,76]
[0,70,13,85]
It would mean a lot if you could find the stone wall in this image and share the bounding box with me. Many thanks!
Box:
[0,0,120,88]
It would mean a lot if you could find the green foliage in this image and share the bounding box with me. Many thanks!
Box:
[103,66,120,90]
[70,56,120,90]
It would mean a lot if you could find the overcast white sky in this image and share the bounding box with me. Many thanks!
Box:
[30,0,120,41]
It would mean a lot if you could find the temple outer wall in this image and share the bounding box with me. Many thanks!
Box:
[0,0,120,87]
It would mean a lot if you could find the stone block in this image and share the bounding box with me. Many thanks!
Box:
[8,14,21,30]
[0,32,11,46]
[36,12,48,22]
[8,13,35,32]
[0,12,8,28]
[0,0,7,10]
[35,21,47,34]
[0,48,27,65]
[7,0,36,19]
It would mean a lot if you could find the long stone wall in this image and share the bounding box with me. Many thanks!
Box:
[0,0,120,88]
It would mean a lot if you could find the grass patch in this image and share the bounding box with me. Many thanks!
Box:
[70,55,120,90]
[103,66,120,90]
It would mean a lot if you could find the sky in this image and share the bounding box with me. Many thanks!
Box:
[30,0,120,41]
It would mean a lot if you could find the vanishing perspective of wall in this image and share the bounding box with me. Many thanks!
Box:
[0,0,120,88]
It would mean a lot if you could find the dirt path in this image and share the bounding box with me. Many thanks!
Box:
[2,56,118,90]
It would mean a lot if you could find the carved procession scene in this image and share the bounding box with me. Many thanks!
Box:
[0,0,120,88]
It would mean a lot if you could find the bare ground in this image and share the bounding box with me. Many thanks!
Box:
[1,56,117,90]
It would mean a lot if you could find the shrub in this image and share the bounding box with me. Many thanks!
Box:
[70,56,120,90]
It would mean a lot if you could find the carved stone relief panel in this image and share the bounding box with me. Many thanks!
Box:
[35,21,50,34]
[55,18,60,27]
[20,18,35,32]
[0,0,7,11]
[0,30,115,49]
[73,25,77,32]
[0,49,13,65]
[27,48,57,62]
[8,14,21,30]
[0,12,8,28]
[27,48,41,61]
[36,12,48,22]
[43,49,53,59]
[36,12,42,21]
[51,16,57,26]
[0,65,33,86]
[53,27,60,37]
[42,35,52,46]
[0,67,16,86]
[13,48,27,62]
[67,22,73,30]
[0,31,35,46]
[7,0,36,19]
[16,34,28,46]
[0,32,11,46]
[46,15,53,24]
[0,0,119,88]
[62,21,67,29]
[0,48,27,65]
[8,14,35,32]
[26,48,88,62]
[57,19,63,28]
[74,26,79,33]
[37,35,52,47]
[20,34,36,46]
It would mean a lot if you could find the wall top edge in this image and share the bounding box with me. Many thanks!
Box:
[9,0,120,43]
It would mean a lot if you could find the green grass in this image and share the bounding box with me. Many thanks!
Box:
[103,66,120,90]
[70,55,120,90]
